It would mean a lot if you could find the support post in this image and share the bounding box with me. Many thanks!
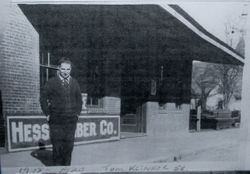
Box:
[196,105,201,132]
[46,52,50,81]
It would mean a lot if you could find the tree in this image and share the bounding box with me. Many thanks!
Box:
[213,64,243,109]
[214,15,245,109]
[192,62,242,111]
[192,62,219,111]
[192,7,246,111]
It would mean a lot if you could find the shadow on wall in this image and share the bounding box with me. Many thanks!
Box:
[30,140,53,166]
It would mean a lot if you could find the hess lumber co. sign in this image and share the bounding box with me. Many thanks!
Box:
[7,115,120,152]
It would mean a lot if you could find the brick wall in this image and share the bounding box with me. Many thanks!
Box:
[0,1,10,96]
[144,102,190,135]
[0,4,41,115]
[157,103,190,133]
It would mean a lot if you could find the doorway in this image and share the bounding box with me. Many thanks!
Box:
[120,96,146,133]
[120,58,147,133]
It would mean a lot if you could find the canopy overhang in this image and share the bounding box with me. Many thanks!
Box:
[12,2,245,106]
[18,3,244,66]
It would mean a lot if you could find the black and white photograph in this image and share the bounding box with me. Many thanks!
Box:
[0,0,250,173]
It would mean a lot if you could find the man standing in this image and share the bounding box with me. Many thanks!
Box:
[40,58,82,166]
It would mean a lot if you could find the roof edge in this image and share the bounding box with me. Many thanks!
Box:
[160,4,244,64]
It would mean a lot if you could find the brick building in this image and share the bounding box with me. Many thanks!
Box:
[0,1,244,141]
[1,3,40,115]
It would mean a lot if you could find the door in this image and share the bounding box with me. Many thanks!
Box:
[120,96,146,133]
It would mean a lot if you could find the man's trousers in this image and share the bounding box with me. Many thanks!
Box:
[49,116,77,166]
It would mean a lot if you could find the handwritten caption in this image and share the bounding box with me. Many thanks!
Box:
[17,163,186,174]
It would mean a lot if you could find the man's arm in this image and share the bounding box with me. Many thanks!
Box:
[40,82,51,117]
[75,80,83,116]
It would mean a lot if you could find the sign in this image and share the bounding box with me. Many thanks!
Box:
[150,79,157,96]
[7,115,120,152]
[81,93,88,114]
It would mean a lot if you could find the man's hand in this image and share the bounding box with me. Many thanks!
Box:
[46,115,50,122]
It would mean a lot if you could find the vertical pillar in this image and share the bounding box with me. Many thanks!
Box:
[102,53,121,115]
[142,101,158,136]
[196,105,201,132]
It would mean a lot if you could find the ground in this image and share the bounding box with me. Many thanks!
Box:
[0,128,241,170]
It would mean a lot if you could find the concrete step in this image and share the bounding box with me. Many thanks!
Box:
[121,124,138,132]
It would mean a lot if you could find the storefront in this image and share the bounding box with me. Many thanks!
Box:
[0,0,244,151]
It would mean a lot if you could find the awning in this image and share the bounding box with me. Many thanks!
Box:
[18,4,244,65]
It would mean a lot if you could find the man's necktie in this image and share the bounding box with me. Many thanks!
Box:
[63,78,69,88]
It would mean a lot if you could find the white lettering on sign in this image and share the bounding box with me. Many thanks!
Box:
[41,124,49,140]
[83,123,89,137]
[24,124,32,142]
[75,122,97,138]
[76,123,83,137]
[100,120,114,135]
[11,122,49,143]
[8,116,120,152]
[11,122,24,143]
[33,124,41,141]
[90,122,97,136]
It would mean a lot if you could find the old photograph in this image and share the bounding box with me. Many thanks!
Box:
[0,0,250,173]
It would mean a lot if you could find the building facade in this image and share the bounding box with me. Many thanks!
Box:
[0,1,244,138]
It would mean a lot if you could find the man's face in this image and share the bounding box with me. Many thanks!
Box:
[59,62,71,79]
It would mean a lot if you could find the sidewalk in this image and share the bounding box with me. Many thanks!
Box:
[0,128,240,168]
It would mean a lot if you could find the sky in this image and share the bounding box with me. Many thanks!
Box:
[179,2,248,47]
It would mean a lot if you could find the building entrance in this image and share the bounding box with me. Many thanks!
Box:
[120,59,148,133]
[120,97,146,133]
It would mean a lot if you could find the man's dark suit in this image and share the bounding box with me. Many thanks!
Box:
[40,76,82,166]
